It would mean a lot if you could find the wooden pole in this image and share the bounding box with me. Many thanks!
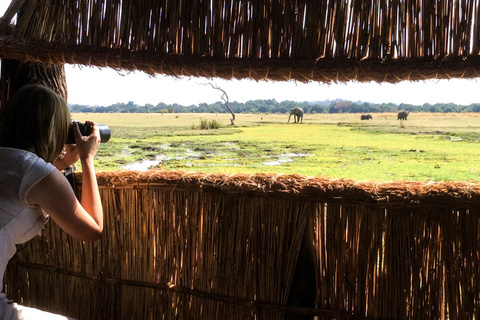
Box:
[0,0,67,123]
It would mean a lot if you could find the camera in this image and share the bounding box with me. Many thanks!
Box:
[66,120,111,144]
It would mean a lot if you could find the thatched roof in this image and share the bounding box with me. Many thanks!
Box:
[1,0,480,83]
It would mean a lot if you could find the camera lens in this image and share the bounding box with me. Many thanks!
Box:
[98,124,111,143]
[66,121,111,144]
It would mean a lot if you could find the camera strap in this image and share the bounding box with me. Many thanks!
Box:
[64,165,76,194]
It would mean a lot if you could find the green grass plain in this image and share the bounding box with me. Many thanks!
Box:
[72,112,480,182]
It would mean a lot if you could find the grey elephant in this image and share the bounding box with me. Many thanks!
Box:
[361,114,372,120]
[397,111,409,120]
[288,107,304,123]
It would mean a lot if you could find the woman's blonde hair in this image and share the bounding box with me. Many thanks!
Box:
[0,84,71,163]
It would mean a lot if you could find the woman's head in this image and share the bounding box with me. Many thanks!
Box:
[0,84,71,162]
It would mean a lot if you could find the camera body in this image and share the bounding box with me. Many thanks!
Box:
[66,121,111,144]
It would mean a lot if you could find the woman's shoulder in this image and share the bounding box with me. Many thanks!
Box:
[1,147,42,162]
[0,147,35,158]
[0,148,56,205]
[0,147,54,174]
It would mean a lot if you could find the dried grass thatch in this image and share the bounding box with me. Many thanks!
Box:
[1,0,480,83]
[97,170,480,208]
[5,170,480,319]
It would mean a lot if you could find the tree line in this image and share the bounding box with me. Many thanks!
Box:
[69,99,480,114]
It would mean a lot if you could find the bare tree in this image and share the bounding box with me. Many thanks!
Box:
[202,83,235,125]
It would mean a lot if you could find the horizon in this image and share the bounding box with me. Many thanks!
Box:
[67,92,479,108]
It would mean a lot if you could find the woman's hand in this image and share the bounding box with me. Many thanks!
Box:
[53,121,99,171]
[72,121,100,162]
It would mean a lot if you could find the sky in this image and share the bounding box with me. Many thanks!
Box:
[2,2,480,107]
[65,65,480,107]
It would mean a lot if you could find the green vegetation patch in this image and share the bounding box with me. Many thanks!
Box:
[77,113,480,182]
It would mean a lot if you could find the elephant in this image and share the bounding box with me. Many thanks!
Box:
[288,107,304,123]
[361,114,372,120]
[397,111,409,120]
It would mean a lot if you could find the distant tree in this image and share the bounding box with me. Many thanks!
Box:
[350,102,371,113]
[69,98,480,114]
[202,83,235,125]
[277,101,291,114]
[329,100,352,113]
[308,104,329,114]
[470,103,480,112]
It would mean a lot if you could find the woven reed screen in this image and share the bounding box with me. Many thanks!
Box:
[5,170,480,319]
[2,0,480,82]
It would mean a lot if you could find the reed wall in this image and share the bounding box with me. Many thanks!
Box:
[5,170,480,319]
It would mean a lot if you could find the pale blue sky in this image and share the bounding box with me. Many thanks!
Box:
[65,65,480,107]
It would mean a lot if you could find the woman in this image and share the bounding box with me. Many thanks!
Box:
[0,84,103,319]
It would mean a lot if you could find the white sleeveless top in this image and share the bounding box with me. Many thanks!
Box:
[0,148,73,319]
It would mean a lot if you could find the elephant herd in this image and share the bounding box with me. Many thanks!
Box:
[287,109,410,123]
[360,112,410,121]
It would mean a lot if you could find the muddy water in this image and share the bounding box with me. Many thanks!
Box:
[123,152,314,171]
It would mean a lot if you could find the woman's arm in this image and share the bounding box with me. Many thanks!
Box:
[27,170,103,241]
[27,121,103,242]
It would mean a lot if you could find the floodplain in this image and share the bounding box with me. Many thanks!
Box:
[72,112,480,182]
